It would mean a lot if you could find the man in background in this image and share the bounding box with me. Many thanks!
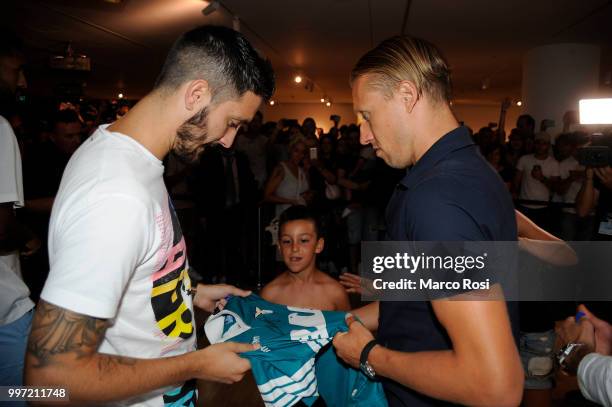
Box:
[0,31,39,391]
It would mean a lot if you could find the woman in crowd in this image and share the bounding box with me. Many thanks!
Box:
[264,135,312,218]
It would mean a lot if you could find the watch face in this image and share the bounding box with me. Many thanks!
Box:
[361,361,376,379]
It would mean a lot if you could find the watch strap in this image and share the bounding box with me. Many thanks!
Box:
[360,339,378,366]
[557,342,584,371]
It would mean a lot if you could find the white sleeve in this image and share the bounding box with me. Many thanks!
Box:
[578,353,612,406]
[0,117,24,206]
[41,193,151,319]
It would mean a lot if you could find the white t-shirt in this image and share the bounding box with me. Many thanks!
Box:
[578,353,612,406]
[0,115,34,326]
[553,156,584,214]
[41,125,197,406]
[517,154,560,209]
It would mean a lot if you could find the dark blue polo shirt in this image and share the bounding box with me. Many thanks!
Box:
[379,126,518,407]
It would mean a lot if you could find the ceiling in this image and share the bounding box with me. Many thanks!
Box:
[3,0,612,106]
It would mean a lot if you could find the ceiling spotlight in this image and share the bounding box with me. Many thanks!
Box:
[481,77,490,91]
[118,93,124,99]
[202,1,220,16]
[326,101,331,107]
[294,75,303,84]
[516,101,522,107]
[269,100,275,106]
[320,98,325,103]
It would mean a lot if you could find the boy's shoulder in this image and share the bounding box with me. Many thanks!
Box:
[260,273,290,299]
[314,270,342,288]
[313,271,350,307]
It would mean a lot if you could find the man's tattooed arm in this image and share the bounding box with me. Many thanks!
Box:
[26,300,136,370]
[24,300,198,403]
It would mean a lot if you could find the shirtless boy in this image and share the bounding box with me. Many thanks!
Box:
[261,205,350,311]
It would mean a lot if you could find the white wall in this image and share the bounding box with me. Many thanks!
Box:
[522,43,601,136]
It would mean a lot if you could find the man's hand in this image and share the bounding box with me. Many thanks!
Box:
[555,315,596,375]
[578,304,612,355]
[332,314,375,369]
[594,166,612,190]
[193,284,251,313]
[194,342,258,384]
[555,314,596,352]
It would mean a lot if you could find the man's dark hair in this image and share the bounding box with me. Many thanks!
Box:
[155,25,275,103]
[278,205,323,239]
[0,30,25,117]
[0,30,24,59]
[516,114,535,131]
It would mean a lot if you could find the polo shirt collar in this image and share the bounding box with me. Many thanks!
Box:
[399,126,474,189]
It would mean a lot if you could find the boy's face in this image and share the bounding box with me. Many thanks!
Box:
[278,219,324,273]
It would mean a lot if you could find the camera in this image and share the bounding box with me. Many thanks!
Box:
[577,146,611,167]
[576,99,612,166]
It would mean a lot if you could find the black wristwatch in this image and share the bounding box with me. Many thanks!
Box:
[360,339,378,379]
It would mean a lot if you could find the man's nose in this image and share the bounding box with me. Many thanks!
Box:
[360,123,373,145]
[218,129,238,148]
[17,70,27,89]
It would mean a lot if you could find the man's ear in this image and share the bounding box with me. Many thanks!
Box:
[184,79,212,112]
[315,237,325,254]
[397,80,419,113]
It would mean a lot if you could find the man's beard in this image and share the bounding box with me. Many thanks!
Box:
[173,106,215,164]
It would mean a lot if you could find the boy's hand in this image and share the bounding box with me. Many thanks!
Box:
[339,272,363,294]
[193,284,251,313]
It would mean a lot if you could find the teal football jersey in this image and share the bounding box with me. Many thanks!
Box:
[204,294,387,407]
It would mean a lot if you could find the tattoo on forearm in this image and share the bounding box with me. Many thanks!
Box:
[27,300,109,367]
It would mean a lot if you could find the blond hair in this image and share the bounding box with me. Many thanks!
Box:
[288,133,306,151]
[351,36,451,103]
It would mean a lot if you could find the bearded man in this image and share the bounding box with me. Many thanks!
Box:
[24,25,275,406]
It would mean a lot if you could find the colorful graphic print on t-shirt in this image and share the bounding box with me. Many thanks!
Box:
[151,197,193,339]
